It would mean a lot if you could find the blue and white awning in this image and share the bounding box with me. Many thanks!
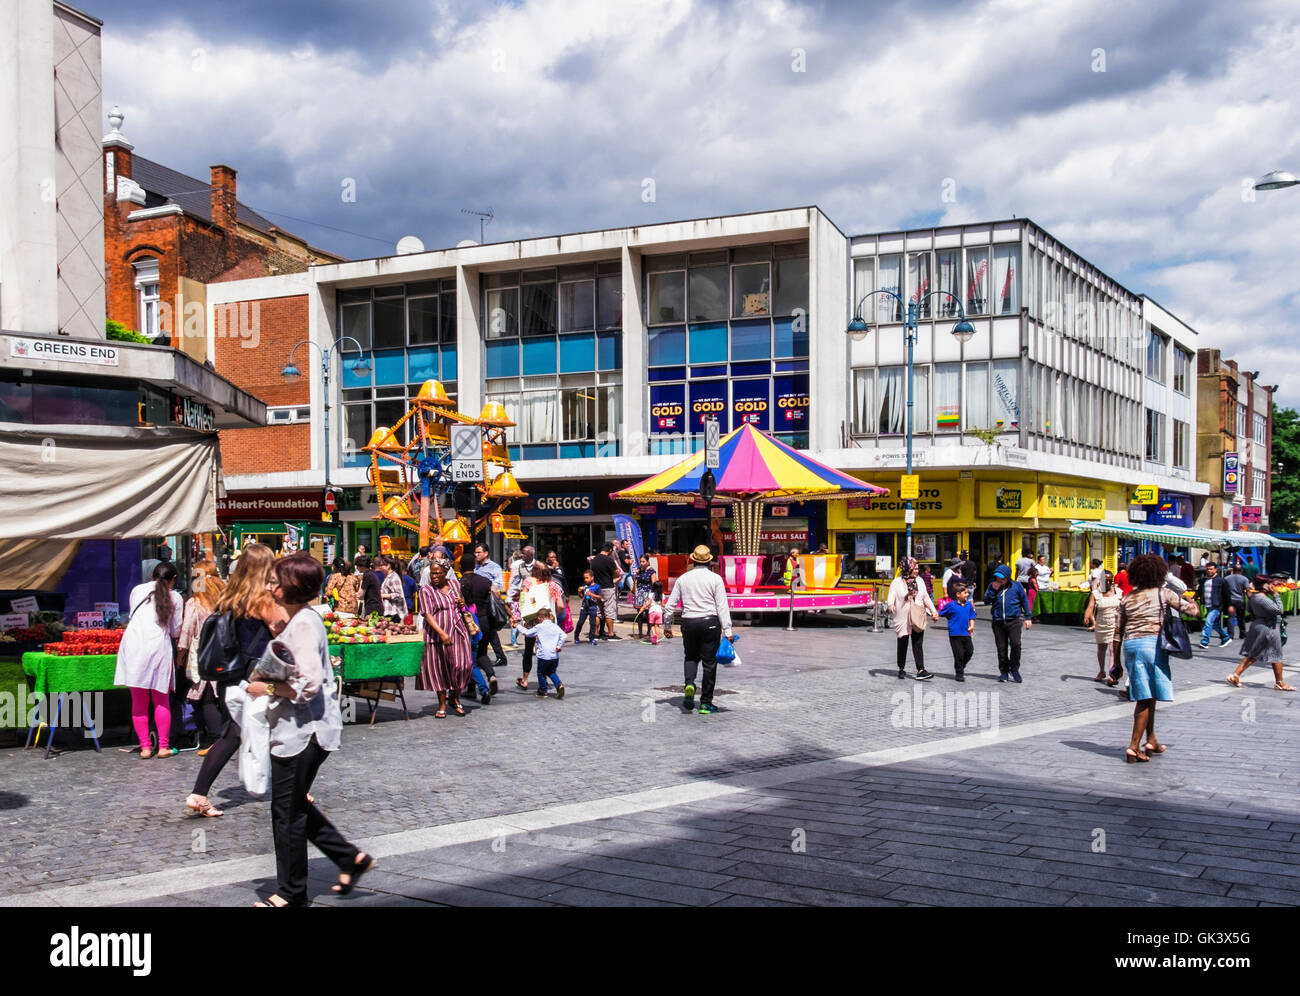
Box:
[1068,520,1300,550]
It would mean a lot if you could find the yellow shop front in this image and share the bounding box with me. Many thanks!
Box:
[827,471,1128,588]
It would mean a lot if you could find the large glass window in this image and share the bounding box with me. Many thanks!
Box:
[559,278,595,333]
[1145,408,1164,461]
[908,252,932,318]
[773,256,809,316]
[407,295,438,345]
[486,286,519,339]
[1173,346,1191,394]
[1146,330,1167,381]
[878,254,903,322]
[934,362,961,432]
[991,359,1020,430]
[853,258,874,317]
[597,272,621,329]
[965,247,989,315]
[1253,412,1267,444]
[373,288,405,350]
[1173,419,1189,468]
[993,245,1019,314]
[688,254,729,322]
[852,369,874,436]
[134,259,160,339]
[936,249,961,316]
[340,290,372,350]
[965,361,989,431]
[732,262,771,317]
[648,270,685,325]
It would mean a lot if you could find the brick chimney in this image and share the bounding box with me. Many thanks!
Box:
[210,164,238,230]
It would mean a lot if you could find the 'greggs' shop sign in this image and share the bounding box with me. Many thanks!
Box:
[1039,485,1105,519]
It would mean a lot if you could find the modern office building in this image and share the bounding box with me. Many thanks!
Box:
[208,207,1212,585]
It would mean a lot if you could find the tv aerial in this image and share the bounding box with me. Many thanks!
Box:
[460,206,493,243]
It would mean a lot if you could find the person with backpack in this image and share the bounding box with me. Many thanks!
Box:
[184,543,285,818]
[179,560,226,748]
[115,561,184,759]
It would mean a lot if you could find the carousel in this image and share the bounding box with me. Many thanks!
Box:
[612,424,889,612]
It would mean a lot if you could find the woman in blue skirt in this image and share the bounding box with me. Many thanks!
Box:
[1115,554,1198,763]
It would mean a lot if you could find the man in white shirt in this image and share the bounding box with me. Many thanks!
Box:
[663,545,734,715]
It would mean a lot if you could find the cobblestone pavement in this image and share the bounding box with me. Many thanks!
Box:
[1,612,1295,906]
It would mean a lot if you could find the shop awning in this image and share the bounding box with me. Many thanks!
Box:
[1068,520,1300,550]
[0,423,219,540]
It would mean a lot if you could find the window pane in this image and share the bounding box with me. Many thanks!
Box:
[688,265,728,321]
[878,367,905,434]
[373,297,404,350]
[560,386,595,440]
[688,322,727,364]
[559,280,595,332]
[597,274,622,329]
[487,288,518,338]
[729,319,770,361]
[408,297,437,345]
[648,326,686,366]
[773,258,808,316]
[597,384,622,452]
[439,290,456,343]
[853,258,874,317]
[342,302,371,351]
[852,369,873,434]
[936,250,961,316]
[732,262,770,317]
[992,359,1020,429]
[966,247,989,315]
[965,361,989,430]
[877,255,903,322]
[993,245,1019,314]
[648,271,685,324]
[558,332,595,373]
[343,403,372,459]
[934,363,960,432]
[908,252,932,318]
[518,391,557,442]
[520,283,557,335]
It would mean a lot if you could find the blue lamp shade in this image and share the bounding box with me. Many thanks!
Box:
[281,361,301,381]
[347,353,373,376]
[846,315,870,342]
[951,318,976,343]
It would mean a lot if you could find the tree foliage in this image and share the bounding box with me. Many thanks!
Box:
[1271,405,1300,533]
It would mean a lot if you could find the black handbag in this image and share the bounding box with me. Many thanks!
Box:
[489,593,510,629]
[1158,597,1194,660]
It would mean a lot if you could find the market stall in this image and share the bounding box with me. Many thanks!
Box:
[325,613,421,724]
[20,629,125,757]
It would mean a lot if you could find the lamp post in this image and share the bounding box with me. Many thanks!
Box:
[847,290,975,560]
[281,336,372,496]
[1254,170,1299,191]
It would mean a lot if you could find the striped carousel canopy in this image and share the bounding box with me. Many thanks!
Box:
[611,424,889,502]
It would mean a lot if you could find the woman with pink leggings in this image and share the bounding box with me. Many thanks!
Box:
[114,562,183,758]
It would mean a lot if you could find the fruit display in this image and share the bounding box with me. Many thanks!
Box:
[321,612,418,645]
[42,628,126,656]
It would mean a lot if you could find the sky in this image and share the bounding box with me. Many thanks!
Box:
[92,0,1300,406]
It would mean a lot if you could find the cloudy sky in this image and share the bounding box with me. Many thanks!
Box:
[94,0,1300,404]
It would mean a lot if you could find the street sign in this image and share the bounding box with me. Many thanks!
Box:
[904,508,916,524]
[323,490,337,514]
[450,424,483,483]
[1224,452,1239,494]
[900,475,920,501]
[1131,485,1158,505]
[705,416,720,469]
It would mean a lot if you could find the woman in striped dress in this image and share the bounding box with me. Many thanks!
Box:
[419,561,474,717]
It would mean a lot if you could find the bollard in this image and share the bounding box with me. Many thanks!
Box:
[784,572,796,632]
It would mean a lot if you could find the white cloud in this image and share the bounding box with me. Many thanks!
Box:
[101,0,1300,403]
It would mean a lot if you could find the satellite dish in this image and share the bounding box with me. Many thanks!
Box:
[395,235,425,255]
[456,239,479,248]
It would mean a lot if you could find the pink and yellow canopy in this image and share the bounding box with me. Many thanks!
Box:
[611,424,888,503]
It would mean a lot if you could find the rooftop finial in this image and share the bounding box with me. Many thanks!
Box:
[103,104,132,148]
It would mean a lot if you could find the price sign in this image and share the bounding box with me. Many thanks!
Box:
[95,602,121,623]
[450,424,483,482]
[76,611,104,629]
[0,613,28,631]
[10,596,38,613]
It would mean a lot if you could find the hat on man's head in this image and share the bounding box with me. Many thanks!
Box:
[690,545,714,564]
[993,565,1011,580]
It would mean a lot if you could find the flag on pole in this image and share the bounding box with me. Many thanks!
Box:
[612,514,643,563]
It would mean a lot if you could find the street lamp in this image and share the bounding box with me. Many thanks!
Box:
[1254,169,1299,191]
[282,336,372,492]
[846,289,975,560]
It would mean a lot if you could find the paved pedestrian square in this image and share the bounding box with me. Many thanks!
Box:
[1,614,1295,906]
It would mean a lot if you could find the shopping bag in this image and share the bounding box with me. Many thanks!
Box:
[519,584,550,625]
[716,635,736,663]
[238,694,271,796]
[1158,603,1194,660]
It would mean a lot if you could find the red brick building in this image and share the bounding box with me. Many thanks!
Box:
[101,107,342,475]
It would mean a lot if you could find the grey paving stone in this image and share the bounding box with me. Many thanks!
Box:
[550,868,729,906]
[877,866,1076,905]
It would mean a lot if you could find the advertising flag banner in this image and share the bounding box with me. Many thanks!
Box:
[612,514,643,562]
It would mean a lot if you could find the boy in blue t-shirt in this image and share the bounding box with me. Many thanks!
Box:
[575,569,604,645]
[939,582,978,681]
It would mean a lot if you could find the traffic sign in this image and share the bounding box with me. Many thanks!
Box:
[450,424,483,482]
[323,490,337,514]
[900,475,920,501]
[705,417,720,470]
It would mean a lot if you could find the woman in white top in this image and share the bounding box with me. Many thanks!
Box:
[246,552,372,907]
[887,557,940,680]
[114,561,184,759]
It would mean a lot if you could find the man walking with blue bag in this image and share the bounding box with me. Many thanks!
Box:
[663,546,734,714]
[984,564,1032,682]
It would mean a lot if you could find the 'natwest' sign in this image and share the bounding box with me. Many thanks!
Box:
[217,490,324,524]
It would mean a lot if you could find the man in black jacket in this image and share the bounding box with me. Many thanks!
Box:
[1197,562,1231,648]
